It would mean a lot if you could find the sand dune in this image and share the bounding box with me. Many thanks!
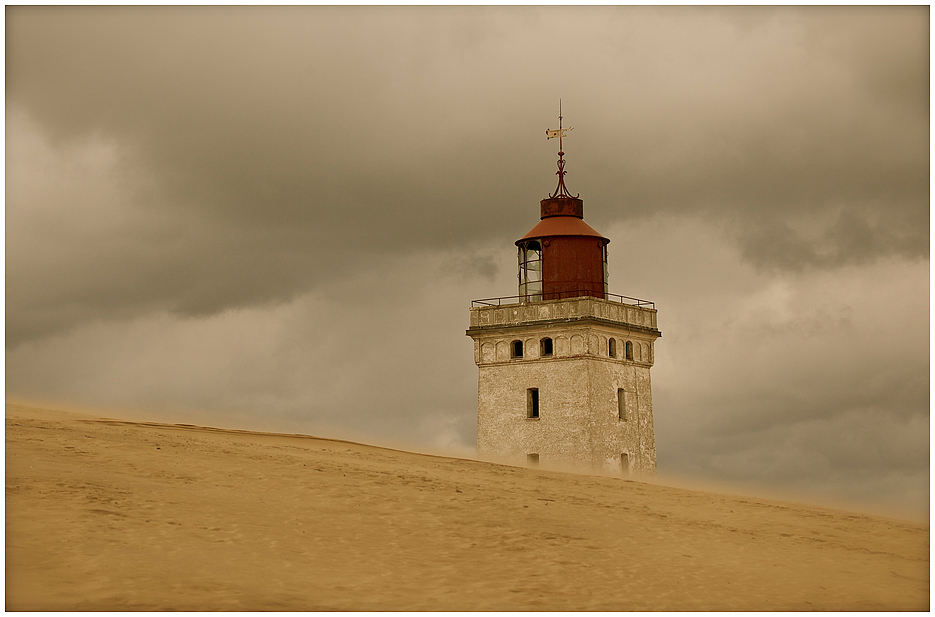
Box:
[6,402,929,610]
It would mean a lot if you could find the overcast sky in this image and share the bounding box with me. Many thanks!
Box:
[6,6,929,519]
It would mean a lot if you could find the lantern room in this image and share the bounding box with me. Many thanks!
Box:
[517,197,608,301]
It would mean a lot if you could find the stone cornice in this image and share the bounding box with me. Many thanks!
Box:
[466,316,661,339]
[468,296,661,339]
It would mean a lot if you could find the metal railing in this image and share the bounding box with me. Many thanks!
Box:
[471,290,654,309]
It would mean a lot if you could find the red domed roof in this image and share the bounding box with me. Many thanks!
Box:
[516,215,608,245]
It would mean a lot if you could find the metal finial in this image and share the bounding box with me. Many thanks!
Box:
[545,100,578,199]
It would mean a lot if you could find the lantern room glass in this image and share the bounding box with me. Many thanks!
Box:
[602,243,609,299]
[518,240,542,301]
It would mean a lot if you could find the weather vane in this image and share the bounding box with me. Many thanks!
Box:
[545,99,578,199]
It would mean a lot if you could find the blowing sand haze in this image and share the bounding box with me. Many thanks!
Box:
[5,402,929,611]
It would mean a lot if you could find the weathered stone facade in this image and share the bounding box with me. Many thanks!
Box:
[467,296,661,475]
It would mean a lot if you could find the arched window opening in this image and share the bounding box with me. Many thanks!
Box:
[511,340,524,359]
[608,338,617,358]
[518,240,543,302]
[625,340,634,361]
[540,337,553,357]
[617,389,627,421]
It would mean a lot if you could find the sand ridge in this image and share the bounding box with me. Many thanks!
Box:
[5,402,929,610]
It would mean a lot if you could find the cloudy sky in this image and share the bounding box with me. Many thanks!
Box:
[6,6,929,519]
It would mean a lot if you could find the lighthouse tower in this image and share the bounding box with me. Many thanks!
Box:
[466,111,662,475]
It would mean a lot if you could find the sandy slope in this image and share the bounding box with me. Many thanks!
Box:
[5,403,929,611]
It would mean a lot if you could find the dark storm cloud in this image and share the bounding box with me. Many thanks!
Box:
[622,214,929,517]
[6,6,928,348]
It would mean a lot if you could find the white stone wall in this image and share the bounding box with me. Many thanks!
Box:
[468,299,660,476]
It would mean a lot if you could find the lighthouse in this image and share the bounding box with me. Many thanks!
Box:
[466,110,662,475]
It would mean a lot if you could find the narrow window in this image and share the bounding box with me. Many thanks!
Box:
[617,389,627,421]
[511,340,524,359]
[540,337,553,357]
[527,388,539,418]
[608,338,617,358]
[620,453,630,476]
[527,453,539,466]
[625,340,634,361]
